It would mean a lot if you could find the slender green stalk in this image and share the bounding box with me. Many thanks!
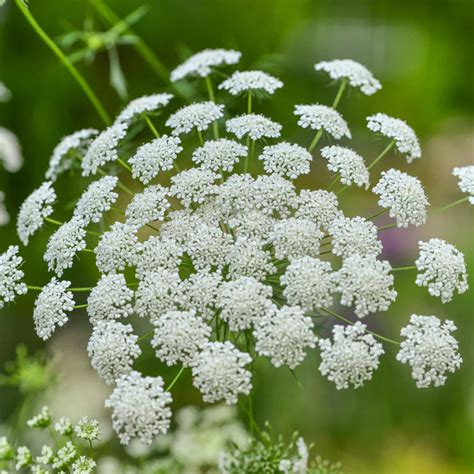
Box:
[74,304,88,309]
[166,366,186,392]
[378,223,397,231]
[205,76,219,139]
[244,139,255,173]
[45,217,101,236]
[137,330,153,343]
[197,130,204,146]
[247,91,252,113]
[366,208,388,220]
[335,184,349,196]
[319,249,333,256]
[26,285,43,291]
[331,78,348,109]
[145,114,160,138]
[391,265,417,272]
[69,287,94,292]
[327,175,340,190]
[367,140,395,170]
[117,158,132,173]
[308,129,323,154]
[435,196,469,212]
[82,248,95,253]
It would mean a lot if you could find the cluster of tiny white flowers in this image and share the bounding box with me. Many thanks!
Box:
[171,168,219,207]
[452,165,474,204]
[294,104,351,139]
[258,142,312,179]
[192,138,247,172]
[125,184,170,227]
[226,113,282,140]
[0,126,23,172]
[293,189,342,230]
[0,245,28,309]
[166,101,224,135]
[0,191,9,226]
[74,417,101,442]
[135,235,183,277]
[219,70,283,95]
[114,93,173,124]
[278,437,309,474]
[321,145,369,188]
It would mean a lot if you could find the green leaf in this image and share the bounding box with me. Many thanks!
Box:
[108,45,128,100]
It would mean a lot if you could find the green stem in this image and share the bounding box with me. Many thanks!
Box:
[319,249,333,256]
[366,208,388,220]
[27,285,43,291]
[45,217,101,236]
[308,129,323,154]
[378,223,397,231]
[197,130,204,146]
[327,175,340,190]
[74,304,88,309]
[247,91,252,114]
[367,140,395,171]
[166,366,186,392]
[117,158,132,173]
[137,330,153,343]
[205,75,219,139]
[69,287,94,292]
[335,184,349,196]
[331,78,348,109]
[145,114,160,138]
[391,265,417,272]
[245,139,255,173]
[435,196,469,212]
[82,248,95,253]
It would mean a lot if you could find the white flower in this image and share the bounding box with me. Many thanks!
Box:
[125,185,170,227]
[54,417,73,436]
[0,82,11,102]
[115,93,173,124]
[0,191,9,226]
[226,113,282,140]
[328,216,382,258]
[0,127,23,172]
[135,236,183,278]
[367,113,421,162]
[52,441,77,469]
[228,210,276,241]
[73,176,119,224]
[105,371,172,445]
[214,173,256,219]
[453,165,474,204]
[258,142,312,179]
[75,417,101,442]
[170,168,219,207]
[254,305,317,369]
[36,445,54,465]
[17,181,56,245]
[335,255,397,318]
[281,257,335,310]
[15,446,32,470]
[87,320,141,385]
[415,238,468,303]
[218,70,283,95]
[166,101,224,136]
[372,169,428,227]
[252,174,296,218]
[151,310,211,366]
[321,145,369,188]
[279,437,309,474]
[33,278,74,340]
[129,135,182,184]
[0,245,28,309]
[315,59,381,95]
[191,341,252,404]
[171,48,241,81]
[87,273,134,324]
[192,138,247,172]
[72,456,97,473]
[318,322,384,389]
[27,406,51,428]
[293,189,343,230]
[294,104,351,139]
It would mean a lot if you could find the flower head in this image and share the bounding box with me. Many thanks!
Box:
[125,184,170,227]
[0,245,28,309]
[0,127,23,172]
[219,70,283,95]
[226,113,282,140]
[294,104,351,139]
[170,168,219,207]
[321,145,369,188]
[75,417,101,442]
[166,101,224,136]
[258,142,312,179]
[192,138,247,172]
[135,236,183,277]
[115,93,173,124]
[452,165,474,204]
[293,189,342,230]
[72,456,97,473]
[27,406,51,429]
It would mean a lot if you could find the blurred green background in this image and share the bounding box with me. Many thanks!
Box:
[0,0,473,472]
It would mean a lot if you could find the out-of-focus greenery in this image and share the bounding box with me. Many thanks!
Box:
[0,1,472,472]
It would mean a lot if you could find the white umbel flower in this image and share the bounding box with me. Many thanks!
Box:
[192,138,247,172]
[0,191,9,226]
[321,145,369,188]
[170,168,219,207]
[0,245,28,309]
[415,238,468,303]
[135,236,184,277]
[129,135,182,184]
[452,165,474,204]
[87,320,141,385]
[115,93,173,124]
[125,185,170,227]
[17,181,56,245]
[218,70,283,95]
[214,173,256,218]
[171,48,241,82]
[226,113,282,141]
[166,102,224,136]
[33,278,74,340]
[335,255,397,318]
[228,210,276,241]
[191,341,252,405]
[258,142,312,179]
[318,322,384,389]
[367,113,421,163]
[293,189,343,230]
[0,82,11,102]
[372,169,428,227]
[255,305,317,369]
[279,437,309,474]
[0,127,23,172]
[294,104,351,139]
[151,310,211,366]
[315,59,381,95]
[72,456,97,473]
[252,174,296,218]
[105,371,172,445]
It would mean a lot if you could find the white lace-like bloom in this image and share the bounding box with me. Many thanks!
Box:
[335,255,397,318]
[294,104,351,139]
[315,59,381,95]
[191,341,252,405]
[86,273,134,324]
[17,181,56,245]
[135,236,183,277]
[166,102,224,136]
[95,222,138,274]
[105,371,172,445]
[372,169,428,227]
[293,189,343,230]
[0,191,8,226]
[0,82,11,102]
[217,276,273,331]
[259,142,312,179]
[0,127,23,172]
[46,129,98,181]
[87,320,141,385]
[318,322,384,389]
[192,138,247,172]
[228,210,276,241]
[33,278,74,340]
[328,216,382,258]
[268,217,323,260]
[453,165,474,204]
[125,185,170,227]
[281,257,335,310]
[218,70,283,95]
[279,437,309,474]
[73,176,118,224]
[0,246,27,309]
[171,48,241,82]
[129,135,182,184]
[152,310,211,366]
[72,456,97,473]
[226,113,282,141]
[44,218,87,276]
[415,238,468,303]
[51,441,76,469]
[81,122,128,176]
[54,417,74,436]
[321,145,369,188]
[170,168,219,207]
[367,113,421,163]
[115,93,173,124]
[254,305,317,369]
[252,174,296,218]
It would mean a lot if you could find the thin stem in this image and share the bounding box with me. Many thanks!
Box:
[244,140,256,174]
[74,304,88,309]
[367,140,395,171]
[115,179,135,196]
[366,208,388,220]
[166,367,185,392]
[247,92,252,114]
[69,287,94,292]
[137,330,153,343]
[308,129,323,154]
[331,78,348,109]
[197,130,204,146]
[378,223,397,231]
[435,196,469,212]
[27,285,43,291]
[117,158,132,173]
[319,249,333,256]
[205,75,219,139]
[45,217,101,236]
[327,175,340,190]
[335,184,349,196]
[145,114,160,138]
[82,248,95,253]
[111,206,125,215]
[391,265,417,272]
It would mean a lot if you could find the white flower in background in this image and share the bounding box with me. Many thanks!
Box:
[166,101,224,136]
[367,113,421,162]
[226,113,282,140]
[335,255,397,318]
[452,165,474,204]
[105,371,172,445]
[0,82,11,102]
[0,191,9,226]
[129,135,182,184]
[15,446,32,470]
[279,437,309,474]
[135,236,183,277]
[171,168,219,207]
[33,278,74,340]
[321,145,369,188]
[315,59,382,95]
[17,181,56,245]
[397,314,462,388]
[54,417,74,436]
[75,417,101,442]
[36,445,54,465]
[373,169,428,227]
[294,104,351,139]
[125,184,170,227]
[192,138,247,172]
[51,441,76,469]
[415,238,468,303]
[27,406,52,428]
[191,341,252,404]
[114,93,173,124]
[318,322,384,389]
[219,70,283,95]
[254,305,317,369]
[258,142,312,179]
[0,126,23,172]
[293,189,343,230]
